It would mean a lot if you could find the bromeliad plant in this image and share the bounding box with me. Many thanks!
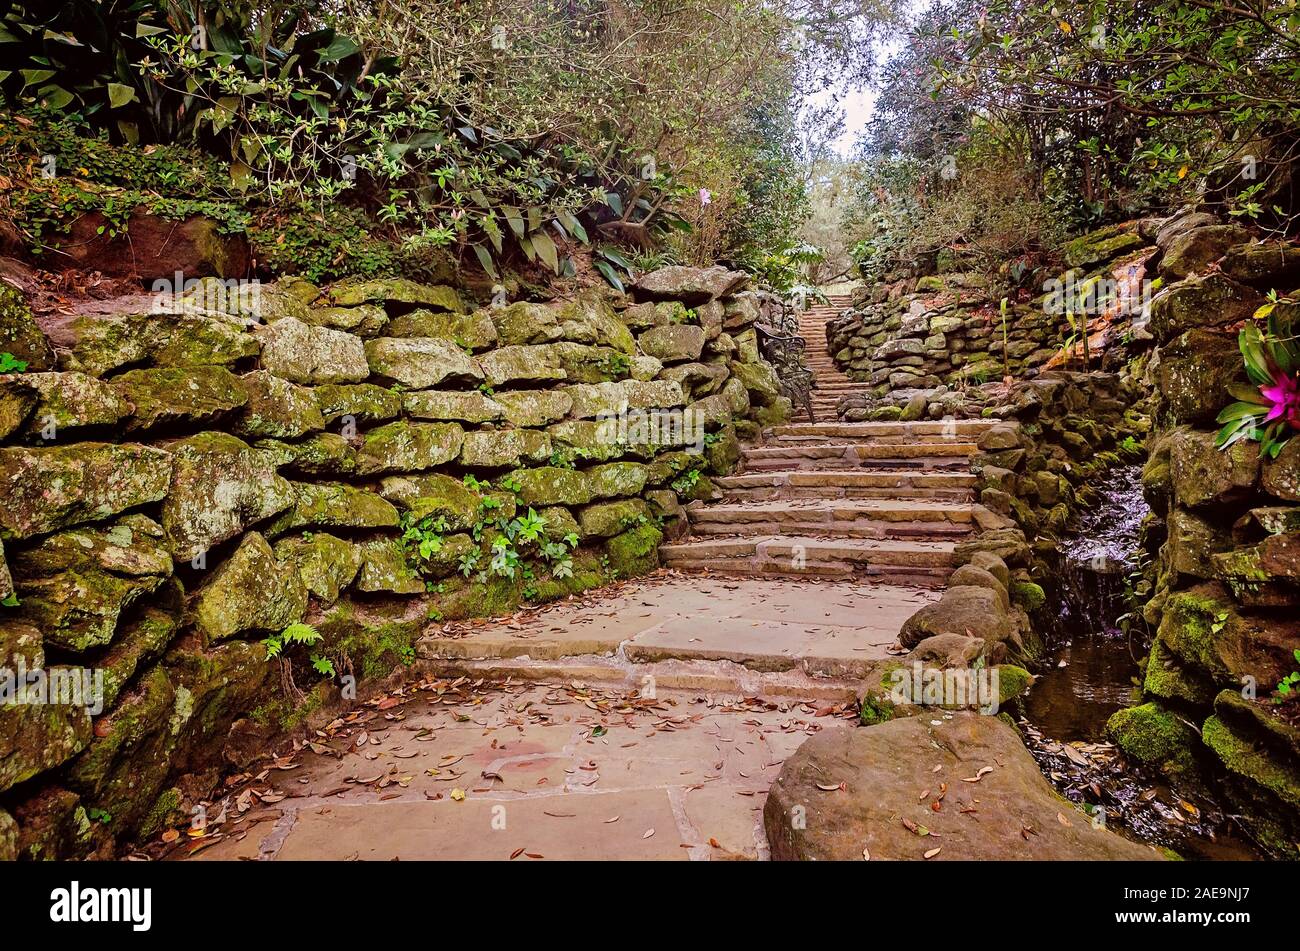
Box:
[1215,299,1300,459]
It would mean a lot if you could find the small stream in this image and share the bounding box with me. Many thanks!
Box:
[1019,465,1263,860]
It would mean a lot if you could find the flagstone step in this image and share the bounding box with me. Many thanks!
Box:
[686,498,977,540]
[659,535,955,583]
[715,468,977,501]
[741,442,980,470]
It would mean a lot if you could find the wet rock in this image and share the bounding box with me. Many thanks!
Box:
[1158,582,1300,687]
[1143,637,1217,707]
[459,429,552,468]
[364,337,483,388]
[160,432,294,562]
[1166,507,1231,579]
[766,715,1161,860]
[355,421,464,476]
[1159,224,1252,279]
[386,308,497,350]
[255,317,368,384]
[97,598,181,708]
[18,372,132,436]
[948,564,1010,609]
[637,325,706,363]
[273,533,362,603]
[67,311,258,376]
[231,371,325,439]
[632,266,747,305]
[0,442,172,541]
[1262,439,1300,501]
[192,532,307,642]
[10,787,93,860]
[0,282,55,370]
[330,277,463,311]
[313,382,403,424]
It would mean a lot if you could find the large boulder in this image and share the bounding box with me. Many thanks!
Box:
[637,324,707,363]
[490,298,634,353]
[385,309,497,350]
[1147,272,1263,343]
[765,716,1161,860]
[160,431,294,562]
[231,371,325,439]
[0,442,172,541]
[632,266,748,305]
[192,532,307,642]
[1159,224,1252,279]
[364,337,483,388]
[66,311,258,377]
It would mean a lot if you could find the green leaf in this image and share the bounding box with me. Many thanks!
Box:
[594,259,624,292]
[531,230,559,273]
[471,243,498,278]
[604,192,623,215]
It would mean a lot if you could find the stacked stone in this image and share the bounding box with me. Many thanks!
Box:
[1109,211,1300,856]
[0,264,785,859]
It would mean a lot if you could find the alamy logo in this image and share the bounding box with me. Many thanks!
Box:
[1,659,104,716]
[888,662,1001,714]
[49,882,151,931]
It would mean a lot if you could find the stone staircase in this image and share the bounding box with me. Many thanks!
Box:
[799,295,872,422]
[662,301,997,585]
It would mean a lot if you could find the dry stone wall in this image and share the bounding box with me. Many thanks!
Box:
[0,264,785,859]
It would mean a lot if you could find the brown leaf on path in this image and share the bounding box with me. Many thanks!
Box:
[923,847,941,859]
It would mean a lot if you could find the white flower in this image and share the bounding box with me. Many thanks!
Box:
[698,188,712,206]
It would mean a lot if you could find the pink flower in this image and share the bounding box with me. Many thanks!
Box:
[1260,370,1300,428]
[698,189,711,207]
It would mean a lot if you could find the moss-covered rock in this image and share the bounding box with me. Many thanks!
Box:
[633,265,747,305]
[19,371,132,436]
[300,303,389,337]
[270,481,399,533]
[1142,637,1218,707]
[578,499,651,538]
[1157,582,1300,689]
[477,344,568,388]
[638,324,706,363]
[192,532,307,642]
[355,421,464,475]
[355,537,426,595]
[546,420,632,462]
[68,311,259,376]
[459,428,552,468]
[0,282,55,370]
[605,522,663,575]
[111,365,247,432]
[1159,224,1252,280]
[491,297,635,353]
[563,379,684,419]
[330,277,464,312]
[11,787,93,860]
[0,684,92,793]
[1202,713,1300,811]
[495,390,572,427]
[386,308,498,350]
[621,300,686,330]
[1062,226,1145,269]
[160,431,294,561]
[508,466,595,507]
[97,596,182,709]
[231,370,325,439]
[727,360,782,407]
[1165,507,1231,579]
[704,424,741,474]
[0,441,172,541]
[273,533,362,602]
[586,461,650,500]
[1106,701,1197,772]
[364,336,484,389]
[403,389,504,423]
[255,317,368,384]
[1156,329,1246,425]
[0,375,35,440]
[1262,439,1300,502]
[313,382,403,424]
[255,432,357,477]
[1009,579,1046,612]
[379,472,482,528]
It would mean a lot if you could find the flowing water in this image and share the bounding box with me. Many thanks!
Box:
[1019,464,1263,859]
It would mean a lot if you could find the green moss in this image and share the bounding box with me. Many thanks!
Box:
[858,691,896,726]
[1106,701,1197,772]
[1010,580,1046,612]
[996,664,1033,704]
[1202,714,1300,811]
[137,787,183,840]
[605,523,663,577]
[1143,638,1217,706]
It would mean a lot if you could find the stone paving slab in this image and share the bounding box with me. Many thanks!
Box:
[187,676,852,862]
